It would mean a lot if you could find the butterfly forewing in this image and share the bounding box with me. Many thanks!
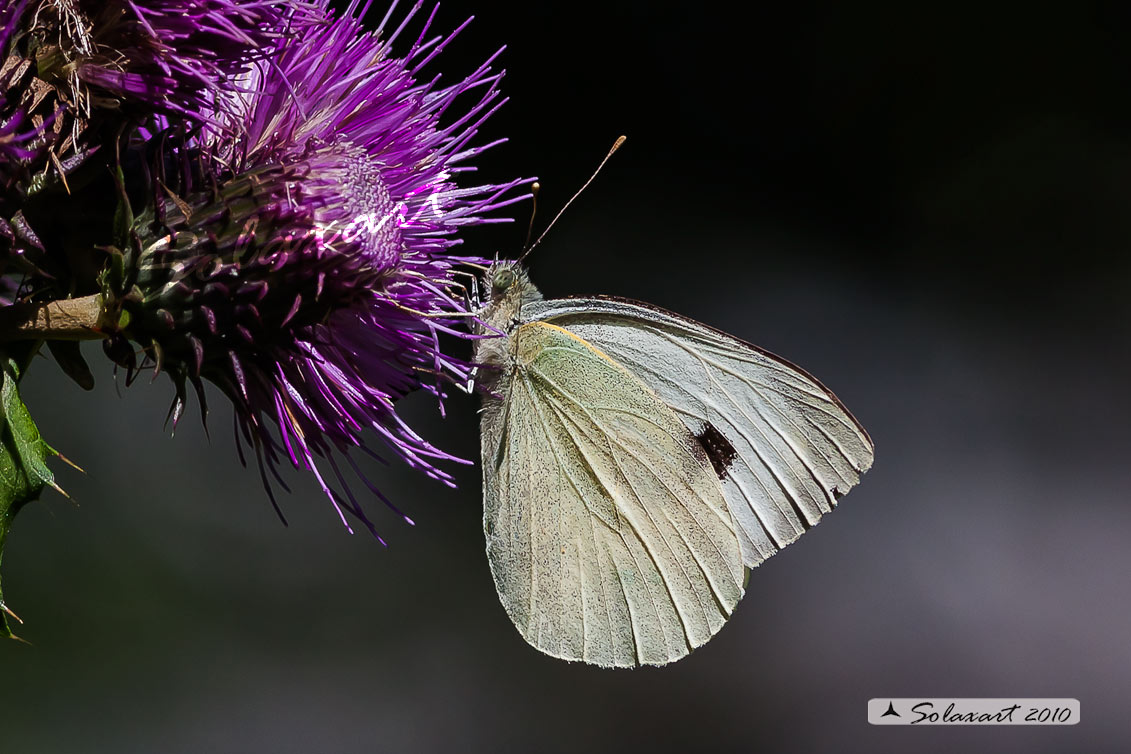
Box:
[524,297,875,568]
[481,321,745,667]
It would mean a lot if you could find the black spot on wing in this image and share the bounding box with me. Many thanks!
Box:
[695,422,738,480]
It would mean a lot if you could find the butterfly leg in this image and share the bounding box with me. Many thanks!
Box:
[463,357,482,394]
[459,269,485,393]
[453,267,482,311]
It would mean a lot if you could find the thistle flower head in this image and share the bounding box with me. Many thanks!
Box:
[1,1,316,269]
[107,1,528,535]
[24,0,313,123]
[0,2,41,165]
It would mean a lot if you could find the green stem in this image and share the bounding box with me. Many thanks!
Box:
[0,509,7,582]
[0,504,10,621]
[0,295,107,342]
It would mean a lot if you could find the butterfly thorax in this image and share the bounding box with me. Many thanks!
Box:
[473,262,543,386]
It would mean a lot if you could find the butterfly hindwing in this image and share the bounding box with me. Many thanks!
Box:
[481,321,745,667]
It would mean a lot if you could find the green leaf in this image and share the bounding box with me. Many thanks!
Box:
[0,357,59,639]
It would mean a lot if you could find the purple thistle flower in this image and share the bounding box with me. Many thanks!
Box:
[106,1,528,536]
[0,0,58,269]
[2,1,315,267]
[22,0,314,125]
[0,1,47,167]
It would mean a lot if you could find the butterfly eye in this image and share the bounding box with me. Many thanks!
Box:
[492,268,516,293]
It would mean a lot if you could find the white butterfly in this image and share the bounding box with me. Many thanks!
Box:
[471,261,873,667]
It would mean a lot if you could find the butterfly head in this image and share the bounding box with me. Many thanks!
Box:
[479,261,543,332]
[489,264,519,297]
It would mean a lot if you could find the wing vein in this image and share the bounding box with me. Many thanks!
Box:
[522,371,640,663]
[545,395,682,658]
[540,375,739,649]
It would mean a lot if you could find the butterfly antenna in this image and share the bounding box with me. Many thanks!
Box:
[523,182,541,249]
[517,135,626,264]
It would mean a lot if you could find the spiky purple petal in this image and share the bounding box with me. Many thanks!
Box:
[70,1,317,123]
[0,1,46,169]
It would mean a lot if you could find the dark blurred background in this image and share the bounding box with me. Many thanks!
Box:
[3,1,1130,751]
